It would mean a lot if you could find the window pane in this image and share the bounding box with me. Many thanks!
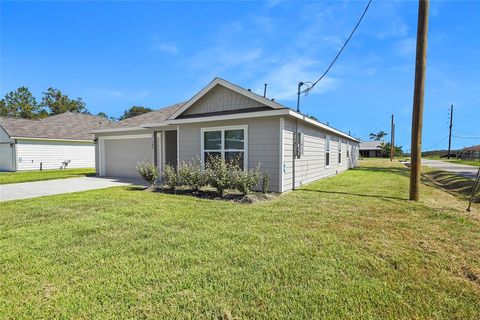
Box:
[225,151,244,169]
[204,131,221,150]
[338,153,341,163]
[204,152,221,167]
[225,129,244,150]
[326,152,330,166]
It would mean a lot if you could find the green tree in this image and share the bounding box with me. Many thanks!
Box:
[369,131,388,141]
[0,87,45,118]
[119,106,152,120]
[380,142,403,157]
[97,112,109,119]
[41,87,89,115]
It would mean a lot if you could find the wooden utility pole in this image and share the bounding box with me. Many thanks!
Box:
[447,104,453,159]
[409,0,429,201]
[390,114,395,161]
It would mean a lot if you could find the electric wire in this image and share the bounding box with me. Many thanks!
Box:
[303,0,372,95]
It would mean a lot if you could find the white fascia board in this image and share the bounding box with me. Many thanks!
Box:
[162,109,289,125]
[12,137,93,143]
[90,127,148,134]
[287,110,361,143]
[143,108,359,142]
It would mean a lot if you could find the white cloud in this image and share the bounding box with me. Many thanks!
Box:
[256,59,337,101]
[394,37,416,56]
[154,43,178,55]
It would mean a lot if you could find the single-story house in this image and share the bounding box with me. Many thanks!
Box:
[459,144,480,162]
[92,78,360,192]
[359,141,383,158]
[0,112,110,171]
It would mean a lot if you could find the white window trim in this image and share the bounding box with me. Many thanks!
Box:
[325,135,331,168]
[200,125,248,170]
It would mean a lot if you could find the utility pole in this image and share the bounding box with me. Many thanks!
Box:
[447,104,453,159]
[390,114,395,161]
[409,0,429,201]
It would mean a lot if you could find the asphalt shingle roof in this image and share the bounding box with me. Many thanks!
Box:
[0,112,110,141]
[108,102,185,128]
[359,141,383,150]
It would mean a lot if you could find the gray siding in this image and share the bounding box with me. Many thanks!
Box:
[178,117,281,192]
[282,119,359,191]
[182,84,264,116]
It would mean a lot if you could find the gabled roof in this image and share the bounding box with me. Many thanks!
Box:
[168,77,287,119]
[0,112,110,141]
[463,144,480,152]
[359,141,383,150]
[108,102,185,129]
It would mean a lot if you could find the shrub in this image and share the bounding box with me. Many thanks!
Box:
[234,167,261,196]
[205,155,232,196]
[136,161,159,185]
[178,156,206,192]
[261,173,270,194]
[163,164,178,190]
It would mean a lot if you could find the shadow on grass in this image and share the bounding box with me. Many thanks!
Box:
[299,188,408,201]
[126,185,276,204]
[353,166,410,177]
[423,170,479,202]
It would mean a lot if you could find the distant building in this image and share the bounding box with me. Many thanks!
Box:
[359,141,383,158]
[460,145,480,162]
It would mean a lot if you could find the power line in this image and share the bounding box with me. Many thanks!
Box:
[361,115,390,139]
[426,136,448,150]
[303,0,372,95]
[452,135,480,140]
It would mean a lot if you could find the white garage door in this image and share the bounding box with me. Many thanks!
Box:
[103,136,153,179]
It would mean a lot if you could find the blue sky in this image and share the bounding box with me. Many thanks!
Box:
[1,0,479,151]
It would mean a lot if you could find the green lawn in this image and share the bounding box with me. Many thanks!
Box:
[0,159,479,319]
[424,155,480,167]
[0,168,96,184]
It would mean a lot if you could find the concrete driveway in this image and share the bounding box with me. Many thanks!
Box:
[0,177,146,202]
[422,159,479,179]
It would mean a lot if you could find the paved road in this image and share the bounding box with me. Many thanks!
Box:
[0,177,145,202]
[422,159,479,179]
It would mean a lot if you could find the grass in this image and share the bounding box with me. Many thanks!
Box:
[424,155,480,167]
[423,168,480,202]
[0,168,96,184]
[0,159,479,319]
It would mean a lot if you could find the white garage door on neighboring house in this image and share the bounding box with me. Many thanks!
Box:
[101,135,153,179]
[16,139,95,171]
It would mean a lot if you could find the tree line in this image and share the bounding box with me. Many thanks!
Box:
[0,87,152,121]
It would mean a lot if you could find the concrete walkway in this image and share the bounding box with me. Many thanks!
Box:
[422,159,479,179]
[0,177,145,202]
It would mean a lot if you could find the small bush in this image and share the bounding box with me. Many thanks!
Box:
[205,155,233,196]
[136,161,159,185]
[234,166,261,196]
[261,173,270,194]
[163,164,178,190]
[178,156,206,192]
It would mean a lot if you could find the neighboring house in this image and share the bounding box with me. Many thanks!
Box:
[0,112,110,171]
[359,141,383,158]
[460,145,480,162]
[92,78,360,192]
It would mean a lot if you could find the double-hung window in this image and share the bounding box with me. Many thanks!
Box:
[201,126,247,170]
[347,142,350,159]
[325,135,330,167]
[338,140,342,165]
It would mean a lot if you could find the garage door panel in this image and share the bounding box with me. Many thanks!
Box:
[104,137,152,178]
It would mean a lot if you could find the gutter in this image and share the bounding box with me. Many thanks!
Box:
[12,137,93,143]
[92,109,360,143]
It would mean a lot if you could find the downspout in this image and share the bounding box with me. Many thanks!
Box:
[293,82,304,190]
